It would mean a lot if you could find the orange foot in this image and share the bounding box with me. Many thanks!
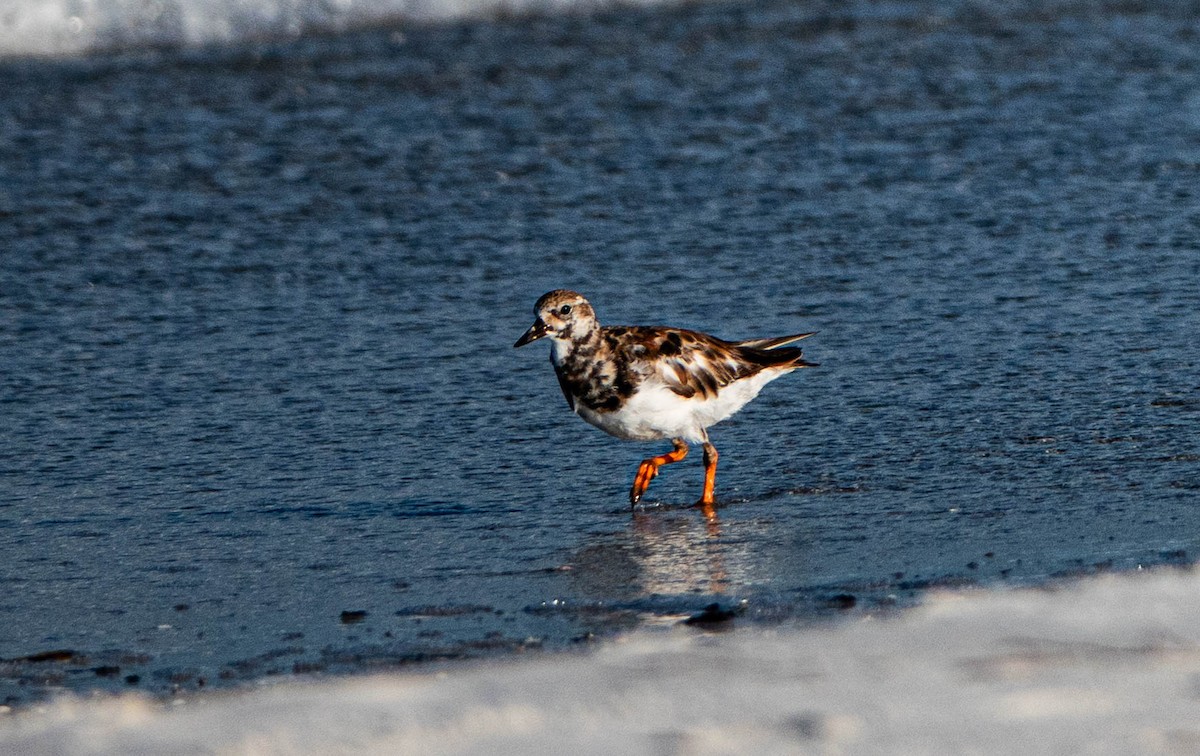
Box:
[629,439,689,505]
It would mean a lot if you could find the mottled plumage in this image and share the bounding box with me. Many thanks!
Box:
[515,290,817,511]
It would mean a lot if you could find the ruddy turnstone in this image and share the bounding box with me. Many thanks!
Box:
[514,290,817,511]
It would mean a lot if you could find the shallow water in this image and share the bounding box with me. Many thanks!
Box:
[2,0,1199,705]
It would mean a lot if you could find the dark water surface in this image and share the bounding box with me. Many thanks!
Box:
[2,0,1199,705]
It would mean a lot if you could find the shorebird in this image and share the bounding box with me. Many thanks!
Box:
[514,290,816,511]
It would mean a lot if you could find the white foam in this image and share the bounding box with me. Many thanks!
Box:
[4,567,1200,754]
[0,0,671,59]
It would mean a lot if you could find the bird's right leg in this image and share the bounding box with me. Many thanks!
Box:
[630,438,689,506]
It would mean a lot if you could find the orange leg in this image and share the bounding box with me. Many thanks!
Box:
[630,439,689,505]
[697,442,718,513]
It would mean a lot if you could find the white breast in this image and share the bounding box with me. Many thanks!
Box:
[575,368,791,443]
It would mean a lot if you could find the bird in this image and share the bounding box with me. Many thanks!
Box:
[514,290,817,512]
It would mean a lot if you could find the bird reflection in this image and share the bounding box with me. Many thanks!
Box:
[630,510,729,595]
[569,509,754,600]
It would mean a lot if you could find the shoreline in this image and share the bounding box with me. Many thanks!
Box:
[3,566,1198,753]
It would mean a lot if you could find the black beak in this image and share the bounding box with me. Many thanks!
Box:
[514,318,549,348]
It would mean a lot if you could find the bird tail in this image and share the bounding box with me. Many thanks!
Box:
[757,348,818,369]
[736,332,819,369]
[736,332,815,351]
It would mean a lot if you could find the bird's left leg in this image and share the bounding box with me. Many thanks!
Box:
[697,441,719,512]
[630,438,689,505]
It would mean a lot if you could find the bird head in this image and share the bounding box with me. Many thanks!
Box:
[514,290,597,347]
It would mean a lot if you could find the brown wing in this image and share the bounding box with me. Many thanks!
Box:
[612,327,769,401]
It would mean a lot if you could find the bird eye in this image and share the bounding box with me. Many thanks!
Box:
[559,304,572,315]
